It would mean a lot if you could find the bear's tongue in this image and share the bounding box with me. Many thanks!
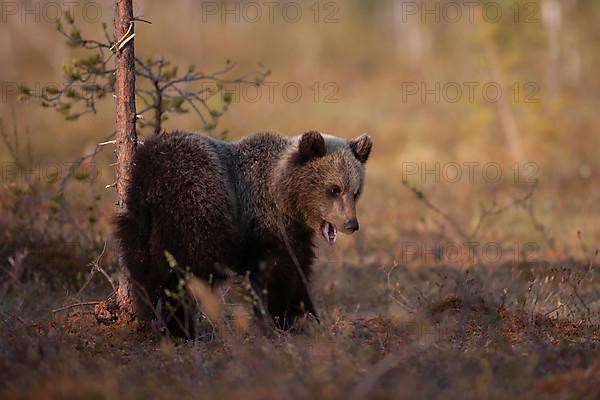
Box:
[321,222,337,246]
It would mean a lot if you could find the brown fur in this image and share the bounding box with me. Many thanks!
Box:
[115,130,372,335]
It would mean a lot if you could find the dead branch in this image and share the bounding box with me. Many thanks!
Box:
[402,180,470,242]
[52,301,102,314]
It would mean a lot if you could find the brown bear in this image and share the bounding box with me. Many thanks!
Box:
[115,130,372,335]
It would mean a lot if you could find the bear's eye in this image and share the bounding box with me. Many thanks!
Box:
[354,190,361,200]
[328,186,342,198]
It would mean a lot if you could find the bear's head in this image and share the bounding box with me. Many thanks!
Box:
[275,131,373,245]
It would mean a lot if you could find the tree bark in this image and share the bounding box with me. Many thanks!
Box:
[113,0,138,320]
[114,0,137,207]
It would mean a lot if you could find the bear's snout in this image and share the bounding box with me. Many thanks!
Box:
[343,219,359,233]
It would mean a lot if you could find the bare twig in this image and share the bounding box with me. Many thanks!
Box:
[0,310,26,325]
[566,277,591,324]
[74,241,114,299]
[403,179,545,261]
[52,301,102,314]
[402,180,470,242]
[470,180,539,239]
[385,264,416,313]
[56,131,116,244]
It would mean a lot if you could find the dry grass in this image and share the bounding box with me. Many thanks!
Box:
[2,248,600,399]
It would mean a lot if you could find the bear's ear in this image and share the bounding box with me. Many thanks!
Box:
[297,131,326,160]
[349,133,373,163]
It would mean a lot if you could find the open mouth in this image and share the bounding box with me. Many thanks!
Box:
[321,221,337,246]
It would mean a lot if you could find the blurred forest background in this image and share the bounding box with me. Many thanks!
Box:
[2,1,600,399]
[2,0,599,263]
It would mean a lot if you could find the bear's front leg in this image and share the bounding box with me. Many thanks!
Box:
[258,264,318,330]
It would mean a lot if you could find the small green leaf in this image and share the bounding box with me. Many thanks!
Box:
[17,84,31,95]
[45,85,60,95]
[164,251,178,268]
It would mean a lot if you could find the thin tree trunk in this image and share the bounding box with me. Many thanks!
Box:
[484,43,526,164]
[114,0,137,207]
[114,0,138,320]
